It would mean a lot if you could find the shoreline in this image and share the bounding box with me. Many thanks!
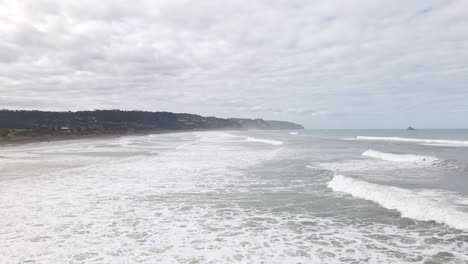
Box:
[0,129,220,147]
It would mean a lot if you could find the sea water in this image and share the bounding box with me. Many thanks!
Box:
[0,130,467,263]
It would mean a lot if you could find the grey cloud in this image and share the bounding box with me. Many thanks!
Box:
[0,0,467,128]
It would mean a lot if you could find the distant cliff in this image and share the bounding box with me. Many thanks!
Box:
[0,110,303,140]
[229,118,304,130]
[0,110,241,131]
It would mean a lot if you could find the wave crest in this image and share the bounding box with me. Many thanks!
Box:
[362,150,440,165]
[327,175,468,230]
[355,136,468,147]
[246,137,284,145]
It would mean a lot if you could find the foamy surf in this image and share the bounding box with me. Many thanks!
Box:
[246,137,284,145]
[362,150,441,165]
[328,175,468,230]
[2,130,468,263]
[355,136,468,147]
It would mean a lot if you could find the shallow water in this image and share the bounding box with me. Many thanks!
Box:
[1,130,467,263]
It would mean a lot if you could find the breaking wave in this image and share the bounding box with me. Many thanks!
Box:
[246,137,284,145]
[355,136,468,147]
[362,150,441,165]
[328,175,468,230]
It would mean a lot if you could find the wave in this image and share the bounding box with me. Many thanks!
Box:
[289,132,299,135]
[362,150,441,165]
[246,137,284,145]
[355,136,468,147]
[175,140,200,150]
[327,175,468,230]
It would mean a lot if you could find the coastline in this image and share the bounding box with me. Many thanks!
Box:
[0,129,211,146]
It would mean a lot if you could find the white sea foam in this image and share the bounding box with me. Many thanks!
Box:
[328,175,468,230]
[246,137,284,145]
[316,159,427,173]
[290,132,299,135]
[316,150,454,174]
[0,132,288,263]
[355,136,468,147]
[1,132,468,263]
[362,150,441,165]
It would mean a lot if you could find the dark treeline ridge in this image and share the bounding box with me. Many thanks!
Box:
[0,109,303,140]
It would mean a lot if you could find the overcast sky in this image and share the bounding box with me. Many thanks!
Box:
[1,0,467,128]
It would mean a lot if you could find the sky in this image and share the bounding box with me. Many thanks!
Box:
[0,0,467,128]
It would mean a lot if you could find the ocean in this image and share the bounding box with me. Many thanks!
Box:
[1,129,467,263]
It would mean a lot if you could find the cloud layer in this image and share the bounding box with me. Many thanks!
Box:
[1,0,467,128]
